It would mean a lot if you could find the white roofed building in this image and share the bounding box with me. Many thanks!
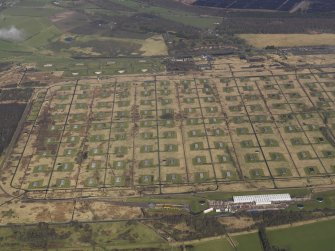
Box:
[233,194,291,205]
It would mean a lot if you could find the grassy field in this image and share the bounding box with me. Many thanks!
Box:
[187,238,234,251]
[2,54,164,76]
[140,35,168,56]
[189,219,335,251]
[233,233,263,251]
[0,221,168,250]
[0,0,168,68]
[239,33,335,48]
[0,218,334,250]
[268,218,335,251]
[110,0,221,29]
[0,0,221,65]
[288,189,335,211]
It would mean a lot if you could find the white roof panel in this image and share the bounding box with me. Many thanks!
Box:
[233,193,291,205]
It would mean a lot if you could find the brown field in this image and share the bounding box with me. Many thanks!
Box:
[140,35,169,56]
[238,33,335,48]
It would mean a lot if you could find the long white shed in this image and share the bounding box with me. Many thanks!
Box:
[233,194,292,205]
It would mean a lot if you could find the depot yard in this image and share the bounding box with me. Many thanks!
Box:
[4,61,335,198]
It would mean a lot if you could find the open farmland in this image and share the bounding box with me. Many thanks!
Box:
[239,33,335,48]
[2,55,335,200]
[0,0,225,64]
[267,218,335,251]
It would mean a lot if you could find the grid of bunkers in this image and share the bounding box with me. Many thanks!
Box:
[8,71,335,195]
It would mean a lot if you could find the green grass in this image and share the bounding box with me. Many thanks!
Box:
[269,152,286,161]
[139,175,154,184]
[28,180,45,189]
[165,158,180,167]
[0,11,62,59]
[166,173,182,183]
[267,219,335,251]
[55,178,71,188]
[89,148,105,156]
[0,2,167,63]
[0,220,167,250]
[249,168,265,178]
[110,0,220,29]
[113,160,127,169]
[194,172,210,183]
[2,53,164,75]
[291,137,306,145]
[56,163,74,172]
[192,156,207,165]
[0,13,164,74]
[304,166,319,175]
[85,177,99,187]
[240,140,254,148]
[1,217,334,251]
[89,135,105,142]
[264,139,279,147]
[259,126,274,134]
[33,165,49,173]
[187,238,234,251]
[288,189,335,211]
[222,170,238,180]
[236,127,249,135]
[233,233,263,251]
[297,151,312,160]
[190,142,205,150]
[275,168,292,177]
[245,153,261,163]
[217,155,230,163]
[111,176,126,186]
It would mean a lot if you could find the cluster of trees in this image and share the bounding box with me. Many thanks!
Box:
[250,210,306,227]
[10,222,70,249]
[165,61,197,72]
[0,62,11,71]
[166,33,246,57]
[245,208,335,229]
[0,88,33,102]
[160,113,174,120]
[219,17,335,34]
[320,126,335,147]
[0,104,26,154]
[22,81,47,87]
[160,214,226,240]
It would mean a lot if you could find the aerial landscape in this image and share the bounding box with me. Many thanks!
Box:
[0,0,335,250]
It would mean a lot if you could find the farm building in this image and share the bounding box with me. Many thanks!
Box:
[233,194,292,205]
